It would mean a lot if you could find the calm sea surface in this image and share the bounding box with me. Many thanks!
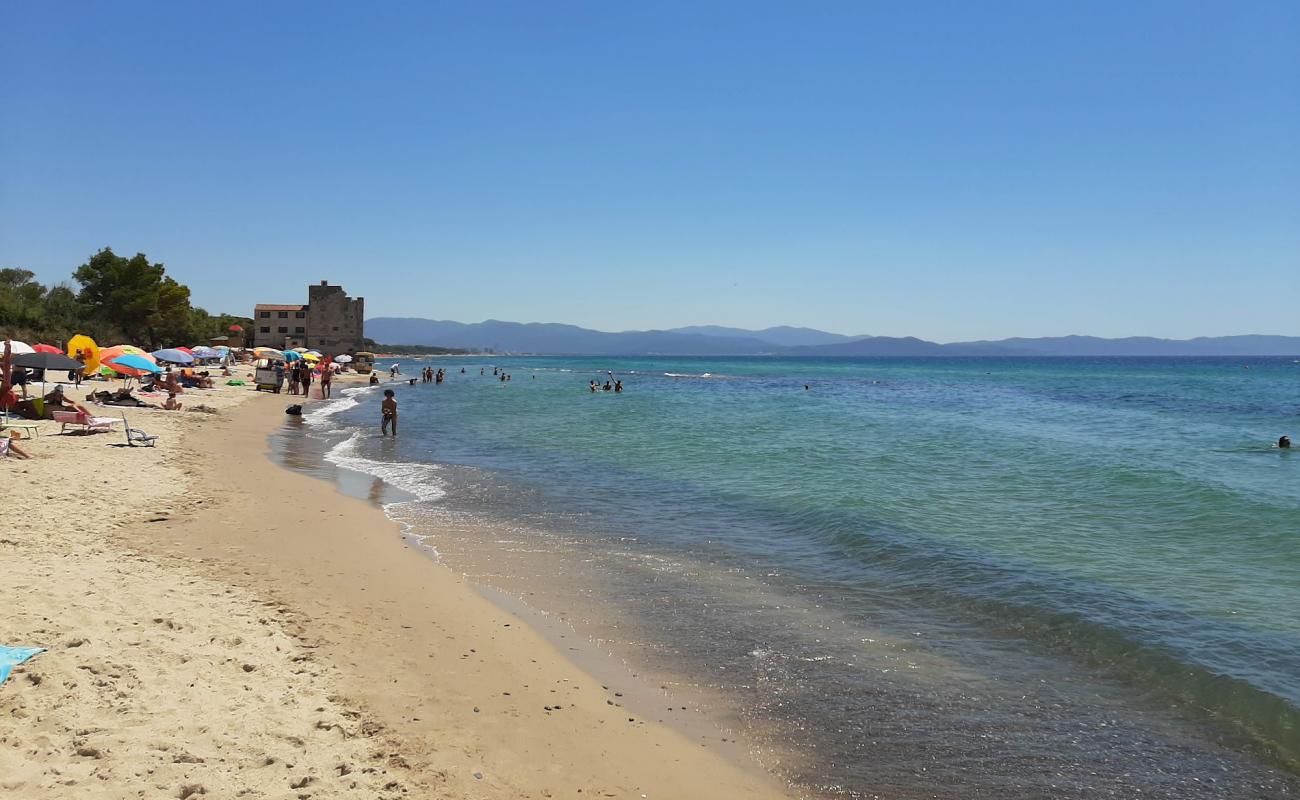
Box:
[280,356,1300,798]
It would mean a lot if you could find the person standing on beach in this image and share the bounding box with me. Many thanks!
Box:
[381,389,398,436]
[320,364,332,398]
[301,363,313,398]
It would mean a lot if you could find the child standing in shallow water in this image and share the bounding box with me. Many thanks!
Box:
[381,389,398,436]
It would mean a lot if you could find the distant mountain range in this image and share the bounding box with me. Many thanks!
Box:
[366,318,1300,357]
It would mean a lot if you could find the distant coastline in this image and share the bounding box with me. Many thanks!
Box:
[365,317,1300,358]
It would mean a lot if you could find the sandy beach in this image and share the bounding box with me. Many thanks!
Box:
[0,374,792,799]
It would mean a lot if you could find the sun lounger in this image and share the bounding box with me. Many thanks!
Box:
[52,410,120,434]
[0,410,40,439]
[121,413,159,447]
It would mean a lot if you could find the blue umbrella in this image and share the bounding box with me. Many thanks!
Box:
[190,346,220,359]
[107,353,163,374]
[282,350,302,362]
[151,348,195,365]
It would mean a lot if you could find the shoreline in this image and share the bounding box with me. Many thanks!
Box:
[123,388,794,797]
[1,378,792,798]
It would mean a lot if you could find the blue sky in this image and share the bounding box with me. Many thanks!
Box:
[2,1,1296,341]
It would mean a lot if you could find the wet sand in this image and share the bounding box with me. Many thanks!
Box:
[1,377,791,798]
[113,389,793,797]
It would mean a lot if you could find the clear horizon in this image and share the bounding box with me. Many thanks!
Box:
[2,2,1297,341]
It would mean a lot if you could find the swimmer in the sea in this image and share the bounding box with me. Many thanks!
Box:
[1280,435,1292,449]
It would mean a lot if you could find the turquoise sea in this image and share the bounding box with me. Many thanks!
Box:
[283,356,1300,798]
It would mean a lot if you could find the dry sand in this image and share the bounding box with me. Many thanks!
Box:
[1,374,794,798]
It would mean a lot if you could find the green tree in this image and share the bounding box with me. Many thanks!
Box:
[73,248,196,348]
[0,268,47,330]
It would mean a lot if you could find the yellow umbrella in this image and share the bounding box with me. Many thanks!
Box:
[66,334,100,374]
[301,352,321,361]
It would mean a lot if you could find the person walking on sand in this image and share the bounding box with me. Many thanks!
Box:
[381,389,398,436]
[320,364,333,398]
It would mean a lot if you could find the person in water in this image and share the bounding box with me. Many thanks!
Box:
[1280,435,1292,449]
[589,380,598,393]
[381,389,398,436]
[613,380,622,393]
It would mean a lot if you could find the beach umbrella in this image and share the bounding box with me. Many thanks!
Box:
[32,344,62,354]
[292,347,308,353]
[175,346,194,355]
[191,346,220,359]
[282,350,302,362]
[99,345,155,366]
[12,351,84,393]
[103,353,162,375]
[253,347,285,361]
[66,334,100,374]
[334,354,353,363]
[13,352,82,371]
[151,348,195,365]
[301,352,321,362]
[7,341,35,355]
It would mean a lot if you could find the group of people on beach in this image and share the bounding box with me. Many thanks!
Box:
[270,360,333,398]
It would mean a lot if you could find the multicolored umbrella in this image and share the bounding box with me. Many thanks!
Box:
[253,347,286,361]
[103,353,162,375]
[99,345,156,366]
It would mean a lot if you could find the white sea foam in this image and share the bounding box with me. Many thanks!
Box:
[303,384,375,424]
[323,431,447,503]
[320,431,448,557]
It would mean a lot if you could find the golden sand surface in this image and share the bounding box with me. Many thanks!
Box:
[1,371,792,799]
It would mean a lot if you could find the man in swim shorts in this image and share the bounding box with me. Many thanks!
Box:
[381,389,398,436]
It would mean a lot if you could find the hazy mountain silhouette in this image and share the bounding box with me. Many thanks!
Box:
[366,318,778,355]
[667,325,864,347]
[367,317,1300,356]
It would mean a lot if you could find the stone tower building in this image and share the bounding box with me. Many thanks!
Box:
[251,281,365,353]
[305,281,365,354]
